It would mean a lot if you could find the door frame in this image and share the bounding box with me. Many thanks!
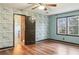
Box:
[13,13,26,47]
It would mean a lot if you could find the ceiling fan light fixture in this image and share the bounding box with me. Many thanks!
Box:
[38,6,45,10]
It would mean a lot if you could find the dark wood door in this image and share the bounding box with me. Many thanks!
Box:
[25,16,35,45]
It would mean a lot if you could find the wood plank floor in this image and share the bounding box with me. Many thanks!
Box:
[0,39,79,55]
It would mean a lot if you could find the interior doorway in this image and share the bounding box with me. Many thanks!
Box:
[13,14,26,46]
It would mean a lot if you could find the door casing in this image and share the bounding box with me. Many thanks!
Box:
[13,14,26,47]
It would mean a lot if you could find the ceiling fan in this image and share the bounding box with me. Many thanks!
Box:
[31,3,57,11]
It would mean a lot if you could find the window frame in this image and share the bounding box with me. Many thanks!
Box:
[56,17,67,35]
[56,15,79,37]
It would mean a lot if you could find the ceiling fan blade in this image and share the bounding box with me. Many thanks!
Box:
[32,5,39,10]
[46,4,56,7]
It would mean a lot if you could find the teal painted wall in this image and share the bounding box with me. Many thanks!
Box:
[48,10,79,44]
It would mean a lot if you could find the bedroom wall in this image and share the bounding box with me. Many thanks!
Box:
[0,5,23,48]
[48,10,79,44]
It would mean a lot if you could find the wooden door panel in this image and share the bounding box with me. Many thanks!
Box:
[25,16,35,45]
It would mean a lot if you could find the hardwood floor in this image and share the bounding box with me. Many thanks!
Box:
[0,39,79,55]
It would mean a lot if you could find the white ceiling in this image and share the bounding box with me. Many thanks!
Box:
[0,3,33,9]
[47,3,79,15]
[0,3,79,15]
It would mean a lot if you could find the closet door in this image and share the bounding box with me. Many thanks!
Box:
[25,16,35,45]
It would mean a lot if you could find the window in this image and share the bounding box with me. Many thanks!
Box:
[57,15,79,36]
[68,16,79,35]
[57,18,67,34]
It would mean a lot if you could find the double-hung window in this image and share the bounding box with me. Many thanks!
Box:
[57,15,79,36]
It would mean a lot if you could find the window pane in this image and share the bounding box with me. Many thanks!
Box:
[68,16,79,35]
[57,18,67,34]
